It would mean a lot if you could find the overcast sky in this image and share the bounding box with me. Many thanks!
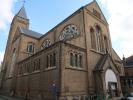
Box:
[0,0,133,64]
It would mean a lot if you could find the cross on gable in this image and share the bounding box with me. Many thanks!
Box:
[22,0,26,6]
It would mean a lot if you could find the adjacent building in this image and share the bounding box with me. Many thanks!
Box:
[0,1,124,100]
[121,55,133,95]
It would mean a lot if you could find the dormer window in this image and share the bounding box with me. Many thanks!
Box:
[27,42,35,53]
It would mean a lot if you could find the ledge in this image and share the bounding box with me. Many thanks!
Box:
[90,49,105,55]
[65,66,87,72]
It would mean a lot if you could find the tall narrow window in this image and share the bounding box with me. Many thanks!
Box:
[79,55,82,68]
[75,54,78,67]
[70,52,83,68]
[90,28,96,50]
[70,53,74,66]
[50,54,53,67]
[46,53,56,69]
[27,63,30,73]
[27,42,35,53]
[53,53,56,66]
[46,55,50,68]
[95,25,103,52]
[33,61,36,72]
[38,59,41,70]
[104,36,108,52]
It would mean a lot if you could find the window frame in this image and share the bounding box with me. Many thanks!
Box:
[59,24,80,41]
[69,52,83,69]
[95,25,104,52]
[46,52,57,69]
[90,27,96,50]
[27,42,35,53]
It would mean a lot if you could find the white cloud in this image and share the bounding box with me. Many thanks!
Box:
[0,0,16,32]
[0,51,4,64]
[0,0,16,67]
[100,0,133,58]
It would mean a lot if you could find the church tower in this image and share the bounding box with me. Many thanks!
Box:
[10,6,29,43]
[2,6,29,77]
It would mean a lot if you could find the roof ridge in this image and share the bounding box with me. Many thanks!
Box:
[20,27,43,39]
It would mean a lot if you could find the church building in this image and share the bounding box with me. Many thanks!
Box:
[0,1,124,100]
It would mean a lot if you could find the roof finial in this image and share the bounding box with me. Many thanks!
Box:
[123,54,125,59]
[22,0,26,6]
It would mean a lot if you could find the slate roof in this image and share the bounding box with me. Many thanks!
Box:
[17,6,28,19]
[20,27,43,39]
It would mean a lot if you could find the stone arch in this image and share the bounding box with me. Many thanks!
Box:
[59,24,80,41]
[90,27,96,50]
[94,24,104,52]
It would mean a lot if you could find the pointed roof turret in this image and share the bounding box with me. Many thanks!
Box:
[16,6,28,19]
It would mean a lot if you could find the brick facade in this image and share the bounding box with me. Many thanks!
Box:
[0,1,124,100]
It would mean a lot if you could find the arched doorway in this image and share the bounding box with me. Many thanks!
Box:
[105,69,118,97]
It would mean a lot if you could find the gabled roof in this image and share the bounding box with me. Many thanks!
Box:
[84,0,108,24]
[16,6,28,19]
[95,54,108,71]
[20,27,43,39]
[94,53,119,72]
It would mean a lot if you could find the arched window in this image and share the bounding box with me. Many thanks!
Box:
[75,54,78,66]
[95,25,103,52]
[70,53,74,66]
[70,52,83,68]
[46,52,56,68]
[41,39,51,49]
[27,42,35,53]
[53,53,56,66]
[46,55,50,68]
[79,55,82,67]
[59,24,80,41]
[90,28,96,50]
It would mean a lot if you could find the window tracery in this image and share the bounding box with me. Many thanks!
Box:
[95,25,104,52]
[59,24,80,41]
[42,39,51,49]
[69,52,83,68]
[90,27,96,50]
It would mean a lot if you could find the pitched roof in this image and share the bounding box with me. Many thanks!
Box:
[84,0,108,24]
[94,54,108,71]
[94,53,119,72]
[20,27,43,39]
[16,6,28,19]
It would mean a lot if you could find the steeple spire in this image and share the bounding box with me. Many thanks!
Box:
[22,0,26,6]
[16,6,28,19]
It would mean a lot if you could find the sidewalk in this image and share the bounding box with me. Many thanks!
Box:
[0,95,23,100]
